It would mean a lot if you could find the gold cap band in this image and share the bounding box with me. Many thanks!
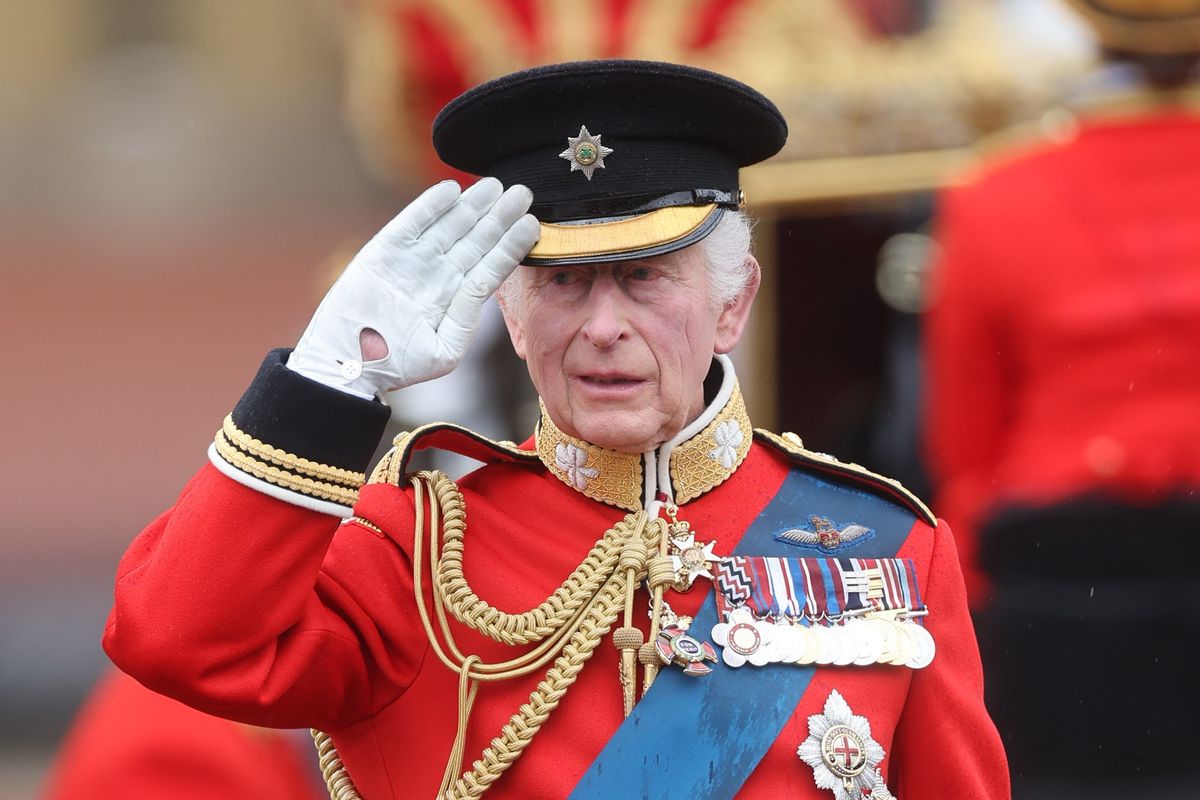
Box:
[526,204,720,265]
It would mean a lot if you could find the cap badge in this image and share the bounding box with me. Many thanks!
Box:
[559,125,613,180]
[797,690,894,800]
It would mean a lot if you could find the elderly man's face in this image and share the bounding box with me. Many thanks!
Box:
[502,244,757,453]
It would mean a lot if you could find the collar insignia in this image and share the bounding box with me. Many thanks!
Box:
[797,690,894,800]
[535,405,643,510]
[534,379,752,510]
[554,442,599,489]
[558,125,613,180]
[775,515,875,554]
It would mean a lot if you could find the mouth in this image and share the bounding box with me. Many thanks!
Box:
[579,375,643,386]
[572,373,649,397]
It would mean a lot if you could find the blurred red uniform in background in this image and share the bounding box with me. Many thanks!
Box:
[42,668,325,800]
[923,3,1200,794]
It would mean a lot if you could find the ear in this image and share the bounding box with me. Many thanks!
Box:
[496,283,528,361]
[714,254,761,354]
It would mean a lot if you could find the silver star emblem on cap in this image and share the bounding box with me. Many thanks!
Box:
[559,125,613,180]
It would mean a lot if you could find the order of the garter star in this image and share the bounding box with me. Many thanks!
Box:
[797,690,894,800]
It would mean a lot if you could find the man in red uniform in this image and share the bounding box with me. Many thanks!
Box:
[106,61,1007,798]
[923,2,1200,796]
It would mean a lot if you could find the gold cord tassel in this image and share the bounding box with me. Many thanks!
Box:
[641,515,673,693]
[613,528,649,715]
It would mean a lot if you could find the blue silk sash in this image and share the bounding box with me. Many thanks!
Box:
[569,470,918,799]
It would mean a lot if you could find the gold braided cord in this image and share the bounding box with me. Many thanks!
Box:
[369,441,400,486]
[307,469,659,800]
[221,415,366,487]
[414,475,612,681]
[439,654,482,799]
[408,471,658,799]
[641,516,671,694]
[616,536,649,716]
[311,729,362,800]
[432,475,642,646]
[447,569,635,799]
[213,434,359,506]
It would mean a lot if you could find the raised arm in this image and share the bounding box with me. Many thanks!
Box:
[104,179,538,731]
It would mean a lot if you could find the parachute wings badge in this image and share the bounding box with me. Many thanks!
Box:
[776,515,874,553]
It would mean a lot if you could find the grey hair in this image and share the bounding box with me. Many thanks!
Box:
[497,208,754,312]
[699,209,754,307]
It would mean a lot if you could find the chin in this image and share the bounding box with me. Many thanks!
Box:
[575,414,673,454]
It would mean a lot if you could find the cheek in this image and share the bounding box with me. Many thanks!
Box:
[672,309,720,361]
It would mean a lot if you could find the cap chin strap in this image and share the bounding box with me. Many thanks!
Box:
[531,188,737,224]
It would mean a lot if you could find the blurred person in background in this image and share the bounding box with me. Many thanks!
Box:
[41,668,325,800]
[923,1,1200,796]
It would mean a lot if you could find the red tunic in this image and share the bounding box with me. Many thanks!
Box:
[924,111,1200,606]
[104,354,1007,798]
[42,668,324,800]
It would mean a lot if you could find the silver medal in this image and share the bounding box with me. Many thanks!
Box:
[901,620,936,670]
[711,607,773,668]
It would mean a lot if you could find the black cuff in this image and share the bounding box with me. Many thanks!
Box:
[229,348,391,474]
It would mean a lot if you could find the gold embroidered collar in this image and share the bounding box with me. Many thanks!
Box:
[534,357,753,511]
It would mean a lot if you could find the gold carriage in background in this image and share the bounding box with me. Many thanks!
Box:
[340,0,1092,457]
[343,0,1090,196]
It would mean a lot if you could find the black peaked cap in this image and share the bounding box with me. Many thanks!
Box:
[431,61,786,265]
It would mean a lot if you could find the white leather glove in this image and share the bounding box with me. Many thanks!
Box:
[287,178,539,399]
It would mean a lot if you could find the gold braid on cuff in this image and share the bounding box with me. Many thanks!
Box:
[213,416,363,507]
[220,415,366,486]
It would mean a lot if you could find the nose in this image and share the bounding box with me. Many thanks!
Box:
[580,280,628,348]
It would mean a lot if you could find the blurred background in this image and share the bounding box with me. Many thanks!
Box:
[0,0,1120,796]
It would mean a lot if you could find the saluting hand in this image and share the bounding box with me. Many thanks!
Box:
[287,178,539,399]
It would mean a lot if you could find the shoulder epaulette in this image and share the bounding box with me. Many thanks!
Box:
[369,422,540,486]
[754,429,936,527]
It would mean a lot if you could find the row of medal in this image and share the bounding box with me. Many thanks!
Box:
[711,607,935,670]
[709,556,935,671]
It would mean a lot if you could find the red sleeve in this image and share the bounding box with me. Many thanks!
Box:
[103,465,425,732]
[922,185,1013,606]
[890,518,1009,798]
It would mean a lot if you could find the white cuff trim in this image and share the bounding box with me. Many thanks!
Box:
[207,443,354,518]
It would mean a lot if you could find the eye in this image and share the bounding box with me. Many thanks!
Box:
[628,266,654,281]
[550,270,577,286]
